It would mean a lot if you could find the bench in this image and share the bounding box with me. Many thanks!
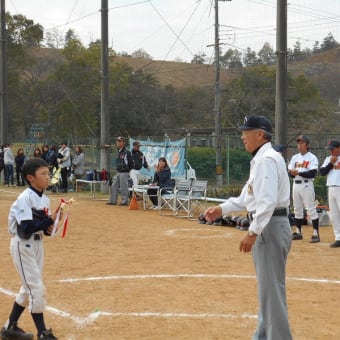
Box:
[75,179,108,199]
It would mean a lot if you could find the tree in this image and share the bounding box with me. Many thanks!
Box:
[45,28,64,48]
[191,52,207,64]
[293,40,303,61]
[320,33,339,52]
[131,48,153,60]
[220,48,243,69]
[220,66,328,134]
[243,47,259,67]
[62,34,85,61]
[6,13,43,47]
[5,13,44,139]
[312,41,320,55]
[257,42,275,65]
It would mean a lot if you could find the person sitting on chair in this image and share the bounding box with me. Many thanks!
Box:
[147,157,172,210]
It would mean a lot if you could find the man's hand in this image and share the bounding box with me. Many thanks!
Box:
[239,233,257,253]
[204,206,222,224]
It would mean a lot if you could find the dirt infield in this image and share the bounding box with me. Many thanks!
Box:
[0,187,340,339]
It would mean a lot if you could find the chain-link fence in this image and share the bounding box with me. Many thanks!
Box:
[12,132,337,201]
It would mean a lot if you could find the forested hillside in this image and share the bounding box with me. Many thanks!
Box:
[3,13,340,143]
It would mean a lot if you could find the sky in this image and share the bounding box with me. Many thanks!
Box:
[6,0,340,62]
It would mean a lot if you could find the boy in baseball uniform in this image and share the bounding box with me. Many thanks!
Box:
[288,135,320,243]
[320,139,340,248]
[1,158,61,340]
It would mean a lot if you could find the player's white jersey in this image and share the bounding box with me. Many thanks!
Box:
[8,187,51,236]
[288,152,318,181]
[321,156,340,186]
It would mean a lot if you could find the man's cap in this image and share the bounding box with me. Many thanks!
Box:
[133,140,140,146]
[116,136,125,142]
[325,139,340,150]
[61,141,67,145]
[238,115,273,134]
[296,135,310,145]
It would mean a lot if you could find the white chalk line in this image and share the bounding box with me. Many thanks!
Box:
[165,228,232,238]
[0,286,256,326]
[2,273,340,327]
[55,273,340,285]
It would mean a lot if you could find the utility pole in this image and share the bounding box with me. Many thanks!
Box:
[100,0,110,179]
[0,0,8,145]
[214,0,223,186]
[213,0,231,186]
[275,0,287,155]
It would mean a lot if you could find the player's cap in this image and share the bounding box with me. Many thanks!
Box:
[325,139,340,150]
[133,140,140,146]
[238,115,273,134]
[116,136,125,142]
[296,135,310,145]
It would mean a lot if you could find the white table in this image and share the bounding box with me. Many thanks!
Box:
[133,184,160,210]
[75,179,107,199]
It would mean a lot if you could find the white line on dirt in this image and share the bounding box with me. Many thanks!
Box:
[54,273,340,285]
[2,273,339,326]
[164,228,232,238]
[0,286,256,325]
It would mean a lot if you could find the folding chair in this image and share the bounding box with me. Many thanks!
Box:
[158,186,175,215]
[188,180,208,219]
[173,179,192,218]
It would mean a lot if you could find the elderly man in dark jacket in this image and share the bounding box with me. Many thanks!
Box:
[107,137,133,206]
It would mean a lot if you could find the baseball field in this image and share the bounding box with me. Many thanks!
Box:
[0,187,339,339]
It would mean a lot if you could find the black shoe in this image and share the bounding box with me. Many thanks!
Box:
[292,232,303,240]
[310,235,320,243]
[330,240,340,248]
[38,329,57,340]
[119,203,128,206]
[106,202,116,205]
[0,322,34,340]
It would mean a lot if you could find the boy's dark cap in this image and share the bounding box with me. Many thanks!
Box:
[296,135,310,145]
[325,139,340,150]
[133,140,140,146]
[238,115,273,134]
[116,136,125,142]
[61,141,67,145]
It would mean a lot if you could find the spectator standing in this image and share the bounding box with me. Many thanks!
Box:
[41,145,49,162]
[0,145,5,184]
[57,142,71,193]
[15,148,26,186]
[4,143,15,187]
[320,139,340,248]
[33,147,42,158]
[107,137,133,206]
[130,141,149,187]
[204,115,293,339]
[45,145,58,173]
[147,157,172,209]
[288,135,320,242]
[72,146,85,179]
